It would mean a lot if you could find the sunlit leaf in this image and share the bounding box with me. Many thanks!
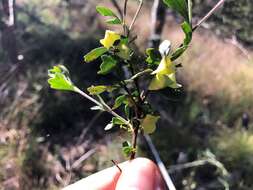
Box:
[112,117,126,125]
[84,47,108,63]
[96,6,117,17]
[90,105,103,111]
[48,65,75,91]
[141,114,160,134]
[98,55,117,75]
[87,85,107,95]
[104,122,114,130]
[181,21,192,45]
[171,22,192,61]
[163,0,189,23]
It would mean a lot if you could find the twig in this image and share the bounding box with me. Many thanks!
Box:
[130,124,139,160]
[71,148,97,169]
[74,87,131,128]
[124,69,153,83]
[123,0,128,35]
[225,35,251,60]
[128,0,143,32]
[144,134,176,190]
[77,111,103,145]
[193,0,226,31]
[110,0,123,20]
[111,159,122,172]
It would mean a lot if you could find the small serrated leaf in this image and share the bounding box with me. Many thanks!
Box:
[48,65,75,91]
[122,141,135,157]
[113,95,127,109]
[98,55,117,75]
[87,85,107,95]
[146,48,161,66]
[112,117,126,125]
[84,47,107,63]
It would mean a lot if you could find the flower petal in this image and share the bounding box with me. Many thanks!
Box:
[100,30,121,49]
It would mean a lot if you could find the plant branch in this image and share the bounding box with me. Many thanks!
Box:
[74,87,131,128]
[124,69,153,83]
[123,0,128,35]
[130,124,139,160]
[110,0,123,20]
[193,0,226,31]
[128,0,143,33]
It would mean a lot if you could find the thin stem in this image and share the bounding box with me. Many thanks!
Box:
[128,0,143,33]
[130,125,139,160]
[74,87,103,107]
[130,65,141,96]
[123,0,128,35]
[111,159,122,172]
[187,0,192,26]
[74,87,131,129]
[124,69,153,83]
[193,0,225,31]
[110,0,123,20]
[120,81,139,115]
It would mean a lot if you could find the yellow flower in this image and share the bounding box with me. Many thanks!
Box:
[152,56,175,75]
[141,114,160,134]
[149,56,181,90]
[100,30,121,49]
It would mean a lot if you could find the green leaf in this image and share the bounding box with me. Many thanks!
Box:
[171,22,192,61]
[181,21,192,45]
[146,48,161,66]
[163,0,189,22]
[106,18,122,25]
[112,117,126,125]
[87,85,107,95]
[48,65,75,91]
[141,114,160,134]
[84,47,107,63]
[96,6,117,17]
[98,55,117,75]
[122,141,135,157]
[113,95,127,109]
[124,105,130,119]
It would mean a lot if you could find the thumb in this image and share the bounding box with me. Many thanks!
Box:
[115,158,165,190]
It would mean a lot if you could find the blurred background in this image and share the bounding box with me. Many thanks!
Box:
[0,0,253,189]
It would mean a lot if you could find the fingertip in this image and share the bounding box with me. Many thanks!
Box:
[116,157,158,190]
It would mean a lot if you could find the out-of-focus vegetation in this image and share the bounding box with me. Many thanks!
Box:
[1,0,253,189]
[193,0,253,48]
